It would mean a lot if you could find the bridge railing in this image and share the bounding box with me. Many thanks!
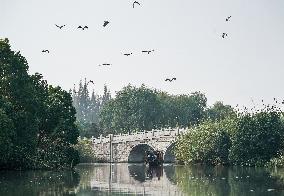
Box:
[92,128,188,144]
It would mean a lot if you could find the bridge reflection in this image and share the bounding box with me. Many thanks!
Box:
[83,163,183,195]
[128,164,163,182]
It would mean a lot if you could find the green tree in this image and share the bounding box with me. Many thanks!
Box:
[89,90,100,123]
[156,92,176,128]
[35,86,79,169]
[99,84,162,134]
[0,38,79,169]
[229,107,284,166]
[99,86,208,134]
[0,108,15,167]
[101,84,111,107]
[206,101,236,121]
[71,81,111,137]
[0,38,44,167]
[78,79,90,122]
[173,92,207,127]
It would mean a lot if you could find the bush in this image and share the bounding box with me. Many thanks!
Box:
[77,122,101,138]
[229,108,284,166]
[74,138,97,163]
[266,153,284,168]
[175,118,235,165]
[33,136,80,170]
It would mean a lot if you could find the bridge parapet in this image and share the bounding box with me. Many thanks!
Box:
[92,128,187,144]
[91,127,189,162]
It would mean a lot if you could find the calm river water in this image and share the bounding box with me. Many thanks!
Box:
[1,163,284,196]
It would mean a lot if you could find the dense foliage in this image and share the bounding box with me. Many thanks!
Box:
[206,101,236,121]
[266,153,284,168]
[175,105,284,167]
[157,91,207,128]
[0,38,79,169]
[175,119,234,165]
[99,85,162,134]
[74,138,97,163]
[99,85,207,134]
[229,107,284,166]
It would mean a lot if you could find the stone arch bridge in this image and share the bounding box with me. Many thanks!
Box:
[92,128,188,163]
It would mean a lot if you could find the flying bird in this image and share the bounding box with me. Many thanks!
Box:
[99,63,111,66]
[42,49,49,53]
[124,53,133,56]
[225,16,232,21]
[142,50,154,54]
[222,33,228,38]
[165,78,176,82]
[55,24,66,29]
[133,1,140,8]
[78,26,88,30]
[103,21,110,27]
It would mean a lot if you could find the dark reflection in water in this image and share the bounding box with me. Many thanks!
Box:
[1,164,284,195]
[0,170,80,196]
[128,164,163,182]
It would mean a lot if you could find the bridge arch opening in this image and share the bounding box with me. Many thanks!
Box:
[128,144,154,163]
[164,143,176,163]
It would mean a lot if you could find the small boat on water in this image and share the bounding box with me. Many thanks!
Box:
[145,150,163,166]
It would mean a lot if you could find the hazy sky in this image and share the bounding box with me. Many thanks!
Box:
[1,0,284,108]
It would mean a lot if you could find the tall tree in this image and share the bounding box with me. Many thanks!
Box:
[101,84,111,107]
[100,85,163,133]
[89,90,100,123]
[0,38,42,167]
[71,81,112,137]
[0,108,15,167]
[36,86,79,168]
[206,101,236,121]
[0,38,79,169]
[173,92,207,127]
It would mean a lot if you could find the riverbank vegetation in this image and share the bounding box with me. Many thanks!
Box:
[175,105,284,167]
[0,39,79,170]
[74,138,97,163]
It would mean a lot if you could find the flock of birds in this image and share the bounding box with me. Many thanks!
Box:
[41,2,232,83]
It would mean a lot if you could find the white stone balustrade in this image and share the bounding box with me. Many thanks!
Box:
[91,127,189,162]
